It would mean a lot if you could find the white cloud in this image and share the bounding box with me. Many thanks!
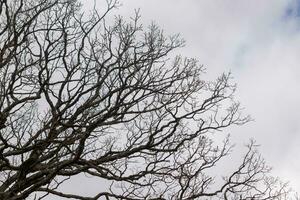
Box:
[117,0,300,191]
[65,0,300,195]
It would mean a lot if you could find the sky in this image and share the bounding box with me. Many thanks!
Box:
[50,0,300,197]
[113,0,300,192]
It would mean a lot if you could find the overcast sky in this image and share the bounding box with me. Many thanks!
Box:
[112,0,300,192]
[54,1,300,197]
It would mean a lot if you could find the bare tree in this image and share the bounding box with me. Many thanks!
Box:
[0,0,295,199]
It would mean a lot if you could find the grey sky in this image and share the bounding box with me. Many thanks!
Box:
[112,0,300,192]
[49,1,300,197]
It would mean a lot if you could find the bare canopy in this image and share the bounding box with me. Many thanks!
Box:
[0,0,295,199]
